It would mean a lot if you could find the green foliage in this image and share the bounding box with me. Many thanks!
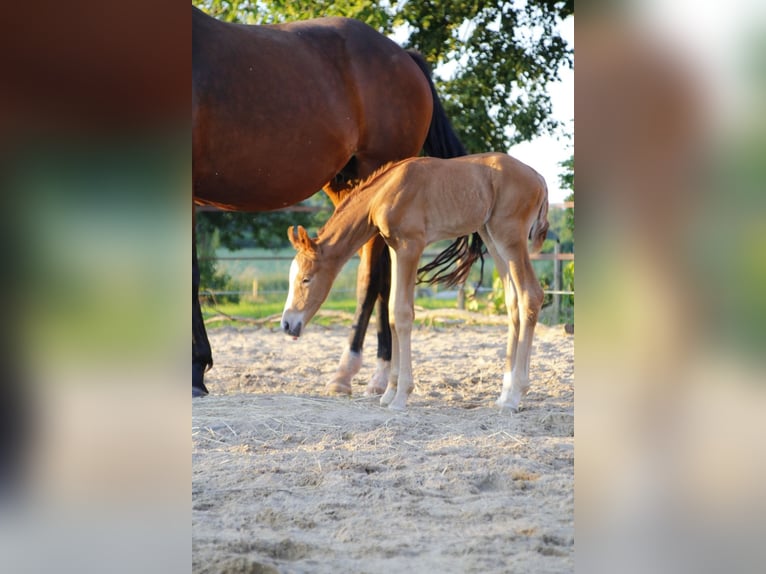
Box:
[558,152,574,235]
[563,260,574,307]
[195,224,235,301]
[546,206,573,251]
[466,268,507,314]
[425,1,574,151]
[195,196,332,292]
[196,207,322,252]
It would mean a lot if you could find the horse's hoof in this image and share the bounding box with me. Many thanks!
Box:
[325,383,352,396]
[495,399,519,412]
[193,361,209,397]
[387,401,407,412]
[364,360,390,396]
[364,385,386,397]
[379,388,396,406]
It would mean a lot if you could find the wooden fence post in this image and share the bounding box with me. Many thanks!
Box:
[553,241,561,321]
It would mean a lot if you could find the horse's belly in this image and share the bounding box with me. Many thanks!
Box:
[193,168,327,211]
[425,195,491,243]
[193,117,353,210]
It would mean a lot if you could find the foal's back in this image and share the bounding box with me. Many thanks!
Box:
[369,153,544,246]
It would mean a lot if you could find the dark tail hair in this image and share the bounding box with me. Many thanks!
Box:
[417,233,485,288]
[406,50,467,158]
[407,50,485,287]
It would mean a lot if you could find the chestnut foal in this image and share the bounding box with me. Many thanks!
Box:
[281,152,549,411]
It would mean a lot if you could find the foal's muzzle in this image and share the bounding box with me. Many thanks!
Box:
[281,318,303,338]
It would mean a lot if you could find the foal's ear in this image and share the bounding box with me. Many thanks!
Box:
[287,225,318,253]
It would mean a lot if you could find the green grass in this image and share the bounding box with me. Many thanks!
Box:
[201,246,572,328]
[202,295,464,327]
[203,292,571,329]
[202,298,355,321]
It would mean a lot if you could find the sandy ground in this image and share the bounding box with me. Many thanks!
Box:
[192,314,574,573]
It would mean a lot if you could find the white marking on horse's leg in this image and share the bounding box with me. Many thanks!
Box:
[380,302,400,407]
[325,348,362,395]
[365,359,390,396]
[481,231,528,411]
[495,251,542,412]
[380,382,397,406]
[388,380,412,411]
[496,370,530,412]
[388,396,408,411]
[388,346,413,410]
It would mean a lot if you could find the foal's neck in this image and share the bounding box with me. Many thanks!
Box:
[317,188,378,262]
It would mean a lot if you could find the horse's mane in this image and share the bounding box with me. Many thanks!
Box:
[318,157,414,236]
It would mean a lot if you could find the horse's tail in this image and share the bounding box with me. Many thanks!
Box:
[406,50,467,158]
[529,180,550,254]
[407,50,485,287]
[417,232,485,288]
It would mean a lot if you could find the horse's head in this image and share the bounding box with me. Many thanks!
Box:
[281,225,335,338]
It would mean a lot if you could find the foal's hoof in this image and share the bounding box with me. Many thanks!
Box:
[325,382,352,396]
[364,360,390,396]
[495,399,519,412]
[364,384,386,397]
[379,388,396,407]
[192,384,209,398]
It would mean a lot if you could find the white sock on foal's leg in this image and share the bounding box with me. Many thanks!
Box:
[497,370,530,412]
[326,348,362,395]
[380,383,397,406]
[365,359,390,396]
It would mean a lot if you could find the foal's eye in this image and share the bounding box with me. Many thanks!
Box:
[301,276,311,285]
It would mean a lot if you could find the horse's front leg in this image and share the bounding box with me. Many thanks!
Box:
[325,235,392,395]
[193,232,212,397]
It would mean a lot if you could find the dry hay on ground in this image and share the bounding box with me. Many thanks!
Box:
[193,318,574,573]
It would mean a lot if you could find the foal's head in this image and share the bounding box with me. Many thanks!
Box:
[281,225,337,338]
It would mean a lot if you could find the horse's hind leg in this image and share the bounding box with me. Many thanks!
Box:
[501,245,543,411]
[192,234,212,397]
[482,229,542,411]
[480,229,519,378]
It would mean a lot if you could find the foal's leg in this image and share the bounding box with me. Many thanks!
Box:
[324,181,392,395]
[380,245,422,411]
[480,230,521,405]
[380,247,400,407]
[380,318,400,407]
[325,236,387,394]
[498,245,544,411]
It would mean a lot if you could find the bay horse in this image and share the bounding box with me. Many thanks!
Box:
[281,152,549,411]
[192,6,469,397]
